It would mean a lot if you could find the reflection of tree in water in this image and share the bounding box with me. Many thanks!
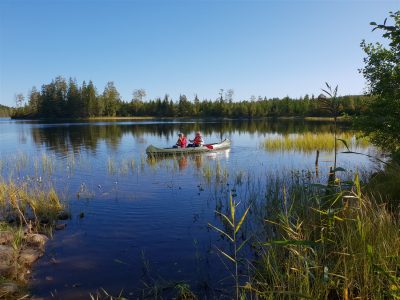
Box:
[30,120,349,154]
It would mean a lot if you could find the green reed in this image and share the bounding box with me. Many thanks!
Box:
[41,153,54,175]
[209,194,250,300]
[0,178,64,228]
[263,132,369,153]
[244,174,400,299]
[201,161,399,299]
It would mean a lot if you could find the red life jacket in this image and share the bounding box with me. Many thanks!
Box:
[193,135,203,146]
[177,136,187,148]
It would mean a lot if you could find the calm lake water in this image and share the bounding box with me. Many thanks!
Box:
[0,118,378,299]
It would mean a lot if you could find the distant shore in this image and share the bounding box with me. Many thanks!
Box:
[10,115,352,122]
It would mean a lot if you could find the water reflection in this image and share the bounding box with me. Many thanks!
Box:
[28,120,346,155]
[146,149,231,172]
[0,119,377,299]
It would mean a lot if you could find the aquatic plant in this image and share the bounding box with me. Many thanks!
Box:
[89,288,127,300]
[262,132,368,153]
[245,174,400,299]
[0,178,64,228]
[208,194,250,300]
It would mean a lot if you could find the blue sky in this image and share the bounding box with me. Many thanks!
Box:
[0,0,398,106]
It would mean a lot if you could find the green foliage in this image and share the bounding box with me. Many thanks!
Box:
[248,174,400,299]
[365,162,400,210]
[356,11,400,154]
[263,132,368,153]
[0,104,12,117]
[208,194,250,300]
[10,76,371,119]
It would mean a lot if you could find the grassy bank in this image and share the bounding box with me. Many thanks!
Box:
[0,178,66,299]
[245,175,400,299]
[200,160,399,299]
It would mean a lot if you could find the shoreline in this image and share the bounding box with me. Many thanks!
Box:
[10,115,353,122]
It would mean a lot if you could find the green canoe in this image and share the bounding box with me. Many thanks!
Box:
[146,139,231,155]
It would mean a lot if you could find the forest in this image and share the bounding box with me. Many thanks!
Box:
[0,104,12,117]
[9,79,371,119]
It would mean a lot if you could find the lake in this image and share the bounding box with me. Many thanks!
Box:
[0,118,378,299]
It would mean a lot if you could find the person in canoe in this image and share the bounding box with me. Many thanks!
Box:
[174,133,187,148]
[188,131,204,147]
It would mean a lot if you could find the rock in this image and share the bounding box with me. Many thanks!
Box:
[19,248,43,266]
[0,262,14,277]
[0,231,14,245]
[55,223,67,230]
[25,233,48,249]
[57,211,70,220]
[23,223,34,234]
[0,282,19,294]
[0,245,14,261]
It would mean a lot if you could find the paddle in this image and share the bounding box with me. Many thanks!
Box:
[205,144,213,149]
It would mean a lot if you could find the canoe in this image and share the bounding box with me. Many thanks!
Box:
[146,139,231,155]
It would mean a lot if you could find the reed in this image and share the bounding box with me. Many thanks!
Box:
[263,132,368,153]
[0,178,64,228]
[202,164,212,184]
[246,174,400,299]
[41,153,54,175]
[201,161,398,299]
[107,157,116,175]
[364,162,400,210]
[208,194,250,300]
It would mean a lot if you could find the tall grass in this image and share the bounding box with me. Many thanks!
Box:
[201,160,399,299]
[208,194,250,300]
[246,174,400,299]
[263,132,368,153]
[0,178,64,228]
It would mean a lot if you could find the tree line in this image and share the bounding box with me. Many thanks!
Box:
[0,104,12,117]
[355,10,400,156]
[10,77,370,119]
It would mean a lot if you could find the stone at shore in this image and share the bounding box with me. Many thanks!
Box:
[0,282,19,294]
[0,245,14,261]
[25,233,48,249]
[57,211,70,220]
[55,223,67,230]
[0,262,14,277]
[0,231,14,245]
[19,248,43,266]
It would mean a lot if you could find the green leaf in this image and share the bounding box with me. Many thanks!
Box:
[332,167,346,172]
[337,138,350,151]
[114,259,127,265]
[230,193,235,224]
[354,173,361,199]
[235,206,250,234]
[370,21,377,26]
[237,236,251,253]
[263,240,318,247]
[321,89,332,98]
[215,210,234,228]
[367,244,373,256]
[325,82,331,90]
[217,248,236,263]
[208,223,234,242]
